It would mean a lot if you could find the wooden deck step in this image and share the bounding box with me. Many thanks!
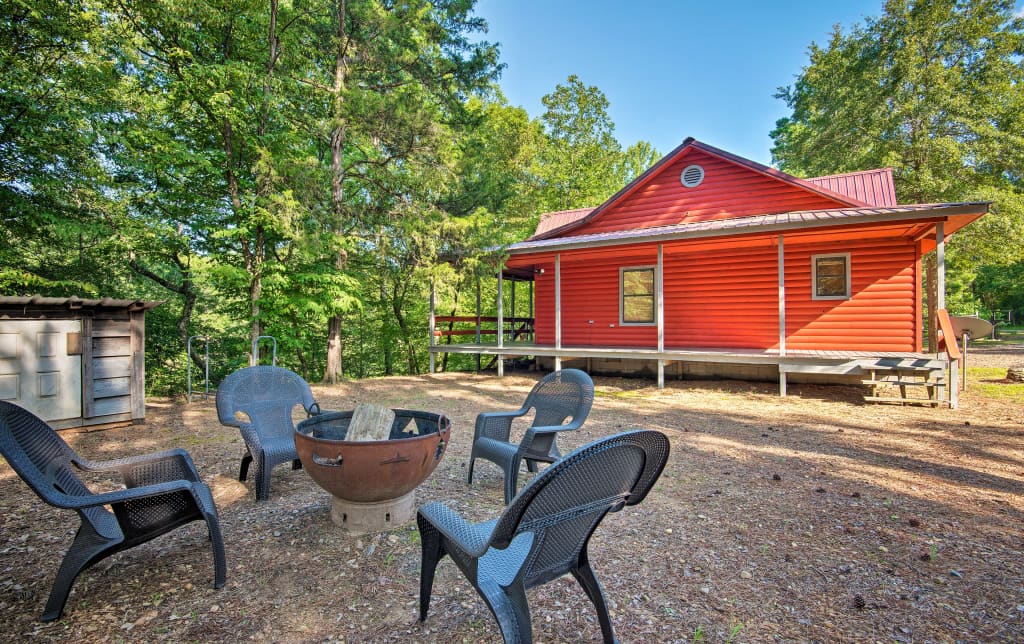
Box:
[863,395,945,407]
[862,378,944,386]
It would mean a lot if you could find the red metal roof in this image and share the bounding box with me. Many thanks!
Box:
[805,168,897,207]
[532,207,594,238]
[508,202,989,254]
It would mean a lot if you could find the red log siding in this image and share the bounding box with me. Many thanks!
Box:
[783,238,918,351]
[568,149,849,237]
[523,232,921,353]
[533,249,658,347]
[662,240,780,349]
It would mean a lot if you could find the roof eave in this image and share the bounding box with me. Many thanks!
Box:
[507,203,989,256]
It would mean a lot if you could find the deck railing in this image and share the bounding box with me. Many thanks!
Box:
[432,316,534,345]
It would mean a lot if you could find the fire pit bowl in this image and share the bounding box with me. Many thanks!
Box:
[295,409,450,533]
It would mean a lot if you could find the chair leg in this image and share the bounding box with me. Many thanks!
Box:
[571,551,616,644]
[42,522,121,622]
[504,456,522,505]
[203,510,228,589]
[417,513,446,622]
[466,455,476,485]
[478,578,533,644]
[254,455,270,502]
[525,459,538,473]
[239,453,253,482]
[291,458,303,471]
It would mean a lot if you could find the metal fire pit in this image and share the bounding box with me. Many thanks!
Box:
[295,409,450,534]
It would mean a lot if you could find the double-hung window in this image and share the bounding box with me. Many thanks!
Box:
[812,253,851,300]
[620,266,656,325]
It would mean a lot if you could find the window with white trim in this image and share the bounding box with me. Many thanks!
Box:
[620,266,656,324]
[812,253,851,299]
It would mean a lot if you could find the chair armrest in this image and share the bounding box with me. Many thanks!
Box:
[418,502,494,558]
[74,449,200,486]
[474,410,523,442]
[52,480,196,510]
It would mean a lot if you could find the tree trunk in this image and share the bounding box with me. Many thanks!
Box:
[323,314,344,383]
[323,0,349,382]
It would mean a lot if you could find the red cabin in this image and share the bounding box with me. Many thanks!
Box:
[430,139,988,406]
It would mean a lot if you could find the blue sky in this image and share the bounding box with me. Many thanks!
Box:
[470,0,985,166]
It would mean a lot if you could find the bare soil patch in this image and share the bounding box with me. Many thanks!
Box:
[1,346,1022,642]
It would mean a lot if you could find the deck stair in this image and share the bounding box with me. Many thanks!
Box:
[857,357,947,407]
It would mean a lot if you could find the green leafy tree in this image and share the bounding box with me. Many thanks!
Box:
[771,0,1024,315]
[534,75,626,211]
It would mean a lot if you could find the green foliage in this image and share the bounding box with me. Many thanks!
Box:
[1,0,660,393]
[534,75,659,212]
[771,0,1024,313]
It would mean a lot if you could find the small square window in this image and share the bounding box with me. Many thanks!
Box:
[812,254,851,299]
[621,267,656,325]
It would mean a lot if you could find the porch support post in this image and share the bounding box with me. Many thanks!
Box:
[657,244,665,389]
[777,235,787,396]
[497,267,504,377]
[555,253,562,371]
[937,221,952,407]
[511,280,516,342]
[529,279,534,343]
[936,222,945,311]
[429,279,436,374]
[475,275,481,371]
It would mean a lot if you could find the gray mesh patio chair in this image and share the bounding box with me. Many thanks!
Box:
[419,429,670,643]
[216,365,320,501]
[0,401,226,622]
[467,369,594,504]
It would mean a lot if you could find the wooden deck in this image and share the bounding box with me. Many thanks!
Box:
[428,340,953,404]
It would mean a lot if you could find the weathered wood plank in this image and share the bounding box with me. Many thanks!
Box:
[92,356,131,379]
[93,377,130,398]
[92,320,131,337]
[92,336,130,357]
[93,395,131,416]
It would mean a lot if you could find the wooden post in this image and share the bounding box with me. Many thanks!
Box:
[497,267,504,377]
[777,235,787,396]
[936,222,945,311]
[657,244,665,389]
[475,275,481,371]
[555,253,562,371]
[428,280,436,374]
[81,317,94,419]
[130,311,145,422]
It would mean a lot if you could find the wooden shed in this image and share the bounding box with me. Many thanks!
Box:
[430,138,990,407]
[0,296,161,429]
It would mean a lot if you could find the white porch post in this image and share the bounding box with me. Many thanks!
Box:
[777,235,787,396]
[555,253,562,371]
[428,279,436,374]
[936,221,957,408]
[497,267,504,377]
[657,244,665,388]
[936,222,945,310]
[475,275,482,371]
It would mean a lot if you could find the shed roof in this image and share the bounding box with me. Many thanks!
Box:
[0,296,163,313]
[510,202,989,255]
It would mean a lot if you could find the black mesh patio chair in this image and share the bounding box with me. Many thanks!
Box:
[0,401,226,622]
[467,369,594,504]
[216,365,320,501]
[419,429,669,643]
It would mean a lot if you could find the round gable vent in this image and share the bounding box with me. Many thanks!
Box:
[680,164,705,188]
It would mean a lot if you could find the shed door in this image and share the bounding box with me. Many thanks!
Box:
[0,320,83,422]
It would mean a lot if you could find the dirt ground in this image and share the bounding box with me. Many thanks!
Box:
[1,346,1022,643]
